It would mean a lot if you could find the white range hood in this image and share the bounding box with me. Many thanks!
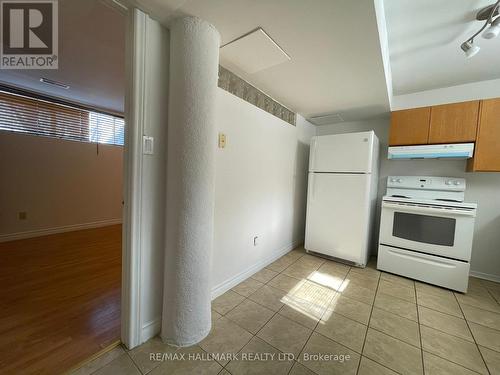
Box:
[388,143,474,160]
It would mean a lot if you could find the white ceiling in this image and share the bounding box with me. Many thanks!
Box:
[136,0,391,121]
[3,0,497,120]
[385,0,500,95]
[0,0,125,114]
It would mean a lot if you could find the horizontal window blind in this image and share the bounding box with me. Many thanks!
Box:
[89,112,125,146]
[0,90,124,146]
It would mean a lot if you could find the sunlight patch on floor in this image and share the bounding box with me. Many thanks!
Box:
[307,270,345,291]
[278,272,349,324]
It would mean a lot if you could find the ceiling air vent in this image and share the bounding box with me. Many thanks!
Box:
[308,113,344,126]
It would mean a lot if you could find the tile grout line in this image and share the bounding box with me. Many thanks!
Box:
[365,326,420,350]
[222,281,285,370]
[137,275,497,375]
[250,250,304,283]
[453,291,492,375]
[418,322,474,344]
[226,248,309,311]
[362,275,454,375]
[223,248,311,374]
[415,279,426,375]
[208,275,496,375]
[280,252,329,375]
[415,282,497,374]
[360,270,434,375]
[223,282,408,374]
[222,306,276,372]
[410,287,492,321]
[476,280,500,307]
[285,265,347,375]
[420,348,489,375]
[88,249,500,375]
[147,252,500,375]
[456,296,500,316]
[124,349,146,375]
[463,321,500,336]
[355,268,381,375]
[214,249,307,371]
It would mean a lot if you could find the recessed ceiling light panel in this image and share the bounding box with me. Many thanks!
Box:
[220,27,291,74]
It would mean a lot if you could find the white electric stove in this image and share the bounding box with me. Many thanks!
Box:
[377,176,477,293]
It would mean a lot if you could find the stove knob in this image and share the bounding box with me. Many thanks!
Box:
[396,178,402,183]
[390,178,396,183]
[445,180,452,185]
[453,180,461,186]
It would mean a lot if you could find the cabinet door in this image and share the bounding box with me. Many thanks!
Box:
[429,101,479,144]
[467,99,500,172]
[389,107,431,146]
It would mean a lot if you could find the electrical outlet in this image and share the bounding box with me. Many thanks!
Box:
[18,211,27,220]
[253,236,258,246]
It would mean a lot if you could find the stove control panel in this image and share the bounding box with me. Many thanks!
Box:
[387,176,466,192]
[386,176,467,202]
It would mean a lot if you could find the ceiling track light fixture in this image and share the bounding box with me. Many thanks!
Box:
[460,0,500,58]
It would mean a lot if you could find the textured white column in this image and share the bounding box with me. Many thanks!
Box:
[161,17,220,346]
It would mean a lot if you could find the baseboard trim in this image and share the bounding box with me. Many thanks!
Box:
[141,318,161,343]
[0,218,122,243]
[140,239,304,343]
[470,270,500,283]
[211,239,304,299]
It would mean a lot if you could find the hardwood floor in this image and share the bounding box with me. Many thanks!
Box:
[0,225,122,375]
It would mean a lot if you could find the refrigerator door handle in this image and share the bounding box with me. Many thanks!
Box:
[309,173,315,202]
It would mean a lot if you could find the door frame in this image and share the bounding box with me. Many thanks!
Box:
[121,7,147,349]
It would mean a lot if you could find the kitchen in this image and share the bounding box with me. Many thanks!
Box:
[5,0,499,374]
[315,99,500,286]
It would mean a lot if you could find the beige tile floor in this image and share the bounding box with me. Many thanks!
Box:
[72,246,500,375]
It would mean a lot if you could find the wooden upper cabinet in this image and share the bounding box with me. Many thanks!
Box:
[428,101,480,144]
[389,107,431,146]
[467,99,500,172]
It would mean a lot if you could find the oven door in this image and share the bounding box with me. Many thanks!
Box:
[379,201,476,261]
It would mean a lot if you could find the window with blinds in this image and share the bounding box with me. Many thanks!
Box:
[0,91,125,146]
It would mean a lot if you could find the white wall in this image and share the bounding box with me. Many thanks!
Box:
[317,118,500,281]
[392,78,500,110]
[212,88,315,294]
[0,132,123,241]
[137,84,314,342]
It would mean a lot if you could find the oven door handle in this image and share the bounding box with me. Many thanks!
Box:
[382,202,476,217]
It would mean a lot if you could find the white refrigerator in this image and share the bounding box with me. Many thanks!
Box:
[304,131,379,267]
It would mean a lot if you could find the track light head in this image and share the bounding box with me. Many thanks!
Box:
[461,41,481,58]
[461,0,500,57]
[482,17,500,39]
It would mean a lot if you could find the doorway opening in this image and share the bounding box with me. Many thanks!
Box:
[0,1,126,373]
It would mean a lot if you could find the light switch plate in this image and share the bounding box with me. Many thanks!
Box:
[143,136,154,155]
[218,133,226,149]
